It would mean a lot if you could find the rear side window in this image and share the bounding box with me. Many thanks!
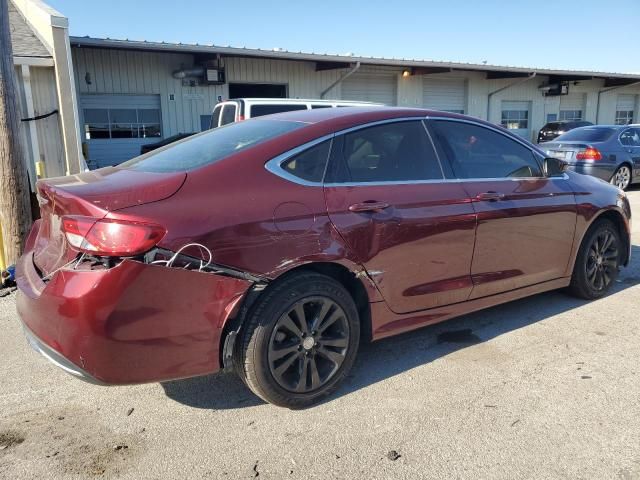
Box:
[281,140,331,183]
[121,119,304,172]
[220,104,237,126]
[430,120,542,179]
[311,105,332,109]
[211,105,222,128]
[250,104,308,117]
[555,127,615,142]
[620,128,640,146]
[330,120,443,183]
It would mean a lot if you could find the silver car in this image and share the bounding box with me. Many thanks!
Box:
[540,125,640,190]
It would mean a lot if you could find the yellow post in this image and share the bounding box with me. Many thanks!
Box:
[0,222,6,272]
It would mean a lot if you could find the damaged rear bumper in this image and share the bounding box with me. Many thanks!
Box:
[16,251,252,385]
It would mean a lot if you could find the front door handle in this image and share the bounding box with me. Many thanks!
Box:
[475,191,505,202]
[348,201,390,213]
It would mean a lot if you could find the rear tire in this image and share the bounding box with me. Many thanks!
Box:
[610,165,632,191]
[568,219,621,300]
[235,272,360,409]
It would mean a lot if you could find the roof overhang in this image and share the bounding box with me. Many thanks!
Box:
[69,36,640,82]
[13,56,54,67]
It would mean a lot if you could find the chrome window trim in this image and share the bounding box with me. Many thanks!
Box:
[264,133,335,187]
[264,115,569,187]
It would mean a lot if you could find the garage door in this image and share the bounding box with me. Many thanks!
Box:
[501,101,531,140]
[81,94,162,168]
[341,73,397,105]
[423,78,466,113]
[559,93,585,121]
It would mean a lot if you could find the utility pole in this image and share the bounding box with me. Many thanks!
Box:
[0,0,32,267]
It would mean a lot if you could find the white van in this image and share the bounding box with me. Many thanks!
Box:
[210,98,383,128]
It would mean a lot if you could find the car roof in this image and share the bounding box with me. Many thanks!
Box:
[260,106,468,128]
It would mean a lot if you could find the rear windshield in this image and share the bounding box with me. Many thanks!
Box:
[250,104,308,117]
[555,127,616,142]
[121,119,304,172]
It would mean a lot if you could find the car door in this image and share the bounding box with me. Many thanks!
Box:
[620,128,640,180]
[324,119,477,314]
[427,118,577,299]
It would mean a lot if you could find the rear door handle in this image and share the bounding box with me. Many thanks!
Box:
[348,201,391,213]
[475,192,505,202]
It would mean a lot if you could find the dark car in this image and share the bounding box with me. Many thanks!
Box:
[140,133,195,154]
[537,120,593,143]
[540,125,640,190]
[16,107,631,408]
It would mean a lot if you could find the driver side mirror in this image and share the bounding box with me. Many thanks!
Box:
[544,157,568,177]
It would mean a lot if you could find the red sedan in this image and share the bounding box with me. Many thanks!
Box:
[16,107,632,408]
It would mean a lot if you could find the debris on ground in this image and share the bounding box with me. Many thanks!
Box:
[386,450,401,461]
[126,408,134,416]
[0,430,25,450]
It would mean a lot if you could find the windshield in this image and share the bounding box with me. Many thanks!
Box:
[121,119,305,172]
[555,127,616,142]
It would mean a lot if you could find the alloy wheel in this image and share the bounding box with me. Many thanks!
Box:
[267,296,350,393]
[585,230,619,292]
[612,166,631,190]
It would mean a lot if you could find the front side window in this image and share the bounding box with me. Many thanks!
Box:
[331,121,443,183]
[83,108,162,139]
[430,120,542,179]
[281,140,331,183]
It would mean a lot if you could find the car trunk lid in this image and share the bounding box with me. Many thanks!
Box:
[33,168,186,275]
[540,141,594,162]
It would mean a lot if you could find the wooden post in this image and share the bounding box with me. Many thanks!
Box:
[0,0,33,267]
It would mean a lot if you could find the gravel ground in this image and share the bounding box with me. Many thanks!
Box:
[1,187,639,480]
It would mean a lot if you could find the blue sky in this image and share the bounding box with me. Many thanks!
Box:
[47,0,638,73]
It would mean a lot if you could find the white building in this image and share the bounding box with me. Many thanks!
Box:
[10,0,640,171]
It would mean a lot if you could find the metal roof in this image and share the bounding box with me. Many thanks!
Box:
[9,1,51,58]
[69,36,640,81]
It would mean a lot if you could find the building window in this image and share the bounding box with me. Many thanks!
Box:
[501,110,528,130]
[615,110,634,125]
[559,110,582,121]
[84,108,162,139]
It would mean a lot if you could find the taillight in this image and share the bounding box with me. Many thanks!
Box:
[61,216,166,256]
[237,115,245,121]
[576,147,602,161]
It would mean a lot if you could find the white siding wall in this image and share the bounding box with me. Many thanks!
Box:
[15,65,65,180]
[71,47,640,146]
[30,67,65,177]
[72,48,345,139]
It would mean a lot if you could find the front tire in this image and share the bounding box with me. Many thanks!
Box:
[235,272,360,408]
[610,165,632,190]
[568,219,621,300]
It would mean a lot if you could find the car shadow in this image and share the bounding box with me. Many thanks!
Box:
[161,244,640,410]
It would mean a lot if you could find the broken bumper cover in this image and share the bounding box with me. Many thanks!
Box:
[16,252,251,385]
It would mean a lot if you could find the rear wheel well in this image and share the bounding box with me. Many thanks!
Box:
[592,210,630,266]
[220,262,373,369]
